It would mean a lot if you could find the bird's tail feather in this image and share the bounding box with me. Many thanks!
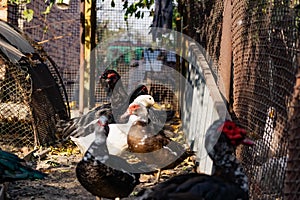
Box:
[0,150,47,183]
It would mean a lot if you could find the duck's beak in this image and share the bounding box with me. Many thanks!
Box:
[152,103,162,110]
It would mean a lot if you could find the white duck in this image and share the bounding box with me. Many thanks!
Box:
[70,95,157,155]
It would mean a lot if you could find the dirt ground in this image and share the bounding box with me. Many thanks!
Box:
[4,147,194,200]
[4,119,195,200]
[5,148,95,200]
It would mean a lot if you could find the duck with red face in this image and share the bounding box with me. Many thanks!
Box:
[125,102,194,183]
[76,115,152,199]
[136,119,254,200]
[100,69,122,97]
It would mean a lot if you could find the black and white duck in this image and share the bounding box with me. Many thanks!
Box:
[124,102,194,183]
[76,115,153,200]
[136,119,254,200]
[70,95,158,155]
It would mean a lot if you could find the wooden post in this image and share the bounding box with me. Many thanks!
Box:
[79,0,96,114]
[84,0,91,110]
[89,0,96,109]
[79,0,85,115]
[218,0,232,105]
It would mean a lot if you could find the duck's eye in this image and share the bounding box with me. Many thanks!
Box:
[134,105,139,109]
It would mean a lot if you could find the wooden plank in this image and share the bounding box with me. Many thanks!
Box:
[182,41,231,175]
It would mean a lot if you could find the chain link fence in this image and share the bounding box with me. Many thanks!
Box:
[7,0,81,110]
[94,0,179,113]
[0,54,33,149]
[0,19,69,150]
[179,0,300,199]
[2,0,300,198]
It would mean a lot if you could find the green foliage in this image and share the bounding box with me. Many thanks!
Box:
[22,8,34,22]
[122,0,179,31]
[42,1,55,15]
[8,0,55,22]
[8,0,179,30]
[8,0,31,4]
[123,0,155,20]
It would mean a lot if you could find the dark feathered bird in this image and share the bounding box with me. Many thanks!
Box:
[0,149,47,183]
[100,69,149,122]
[76,116,153,199]
[136,120,254,200]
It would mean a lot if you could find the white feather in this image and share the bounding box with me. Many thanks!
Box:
[71,95,155,155]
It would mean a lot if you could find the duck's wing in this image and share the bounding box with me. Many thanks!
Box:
[106,123,130,156]
[76,154,140,199]
[57,103,114,139]
[70,132,95,153]
[148,107,167,131]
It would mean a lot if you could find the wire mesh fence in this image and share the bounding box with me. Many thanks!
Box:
[181,0,300,199]
[1,0,300,198]
[284,68,300,199]
[94,0,179,113]
[2,0,179,149]
[0,54,33,149]
[0,16,70,150]
[7,0,81,110]
[232,1,298,199]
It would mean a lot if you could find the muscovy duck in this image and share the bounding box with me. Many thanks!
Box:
[100,69,171,129]
[76,116,153,199]
[57,69,149,139]
[0,149,47,183]
[100,69,149,123]
[125,102,194,183]
[70,95,157,155]
[99,69,167,130]
[136,119,254,200]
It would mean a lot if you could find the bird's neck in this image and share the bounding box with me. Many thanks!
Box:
[110,82,130,120]
[111,82,128,105]
[210,139,249,194]
[84,132,109,164]
[137,113,149,124]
